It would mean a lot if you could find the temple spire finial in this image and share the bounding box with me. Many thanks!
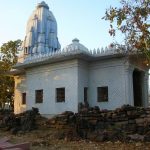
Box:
[37,1,49,9]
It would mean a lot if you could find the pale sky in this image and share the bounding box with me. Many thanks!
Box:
[0,0,123,49]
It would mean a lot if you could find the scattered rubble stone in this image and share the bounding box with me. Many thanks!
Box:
[0,107,40,134]
[46,104,150,142]
[2,104,150,142]
[128,134,145,141]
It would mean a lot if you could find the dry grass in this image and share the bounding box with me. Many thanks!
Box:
[1,127,150,150]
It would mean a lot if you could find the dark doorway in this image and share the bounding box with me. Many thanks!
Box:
[133,70,143,107]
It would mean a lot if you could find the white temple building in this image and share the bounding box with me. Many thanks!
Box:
[12,1,149,116]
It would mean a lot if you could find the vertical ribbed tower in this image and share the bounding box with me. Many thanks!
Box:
[22,1,61,56]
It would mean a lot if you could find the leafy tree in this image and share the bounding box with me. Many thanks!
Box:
[0,40,22,109]
[103,0,150,60]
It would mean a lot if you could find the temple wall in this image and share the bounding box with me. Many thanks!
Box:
[25,59,78,115]
[78,60,89,104]
[14,57,149,115]
[88,58,126,110]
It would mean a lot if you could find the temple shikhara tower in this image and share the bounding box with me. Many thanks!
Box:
[12,1,149,117]
[20,1,60,62]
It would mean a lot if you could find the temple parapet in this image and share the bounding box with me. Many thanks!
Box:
[17,39,127,64]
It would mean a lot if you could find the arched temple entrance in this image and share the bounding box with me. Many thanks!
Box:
[133,69,144,107]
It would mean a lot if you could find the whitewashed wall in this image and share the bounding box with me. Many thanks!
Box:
[78,60,89,103]
[14,57,149,115]
[15,59,78,115]
[88,58,126,110]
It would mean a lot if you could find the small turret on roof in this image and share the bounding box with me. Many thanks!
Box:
[63,38,89,52]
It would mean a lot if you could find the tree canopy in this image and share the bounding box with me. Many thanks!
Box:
[103,0,150,60]
[0,40,22,109]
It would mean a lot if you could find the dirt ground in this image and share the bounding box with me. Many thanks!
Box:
[1,128,150,150]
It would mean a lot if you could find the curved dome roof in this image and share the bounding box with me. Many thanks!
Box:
[64,38,88,52]
[22,1,61,55]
